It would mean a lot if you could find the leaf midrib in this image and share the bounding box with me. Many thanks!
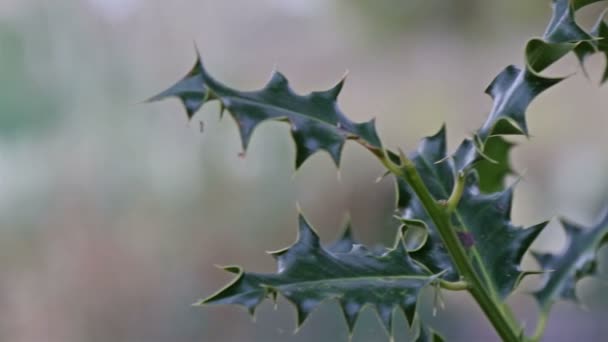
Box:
[259,274,431,292]
[221,95,349,135]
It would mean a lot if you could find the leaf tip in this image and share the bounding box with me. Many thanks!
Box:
[291,297,322,332]
[265,70,289,90]
[375,304,395,337]
[320,74,347,100]
[192,299,205,307]
[340,300,362,333]
[296,213,321,248]
[558,217,584,239]
[265,247,288,259]
[295,201,303,215]
[147,51,208,119]
[528,220,550,238]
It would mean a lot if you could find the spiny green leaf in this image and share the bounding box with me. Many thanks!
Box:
[396,126,547,299]
[478,0,607,140]
[148,57,208,118]
[592,11,608,83]
[526,39,579,73]
[200,214,437,336]
[544,0,596,43]
[149,54,382,168]
[473,136,515,193]
[576,9,608,83]
[532,207,608,311]
[478,65,563,139]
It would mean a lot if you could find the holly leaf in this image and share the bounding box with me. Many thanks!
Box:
[532,207,608,312]
[478,0,607,140]
[591,11,608,83]
[148,57,208,118]
[478,65,563,139]
[473,136,515,193]
[149,54,382,168]
[200,214,439,336]
[544,0,598,43]
[396,126,547,299]
[576,9,608,84]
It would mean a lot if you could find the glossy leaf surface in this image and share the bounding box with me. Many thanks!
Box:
[201,215,436,335]
[473,136,515,193]
[532,208,608,311]
[478,0,607,140]
[576,10,608,83]
[149,55,381,168]
[396,127,547,299]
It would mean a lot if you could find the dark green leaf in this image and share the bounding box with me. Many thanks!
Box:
[149,54,382,168]
[473,136,515,193]
[478,0,607,140]
[525,39,576,74]
[532,207,608,311]
[478,65,563,139]
[148,57,208,118]
[576,10,608,84]
[396,127,547,299]
[200,215,436,335]
[544,0,595,43]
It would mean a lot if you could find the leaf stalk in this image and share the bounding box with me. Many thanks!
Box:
[446,171,465,213]
[530,311,549,342]
[438,279,469,291]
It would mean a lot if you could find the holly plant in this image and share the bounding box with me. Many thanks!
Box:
[148,1,608,340]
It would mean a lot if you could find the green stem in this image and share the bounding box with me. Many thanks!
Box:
[439,279,469,291]
[530,310,549,342]
[379,150,521,342]
[446,171,465,213]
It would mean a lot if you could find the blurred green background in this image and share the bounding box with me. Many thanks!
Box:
[0,0,607,341]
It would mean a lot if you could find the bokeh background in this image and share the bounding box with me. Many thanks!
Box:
[1,0,607,341]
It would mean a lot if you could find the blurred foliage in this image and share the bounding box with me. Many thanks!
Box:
[0,24,60,138]
[339,0,547,38]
